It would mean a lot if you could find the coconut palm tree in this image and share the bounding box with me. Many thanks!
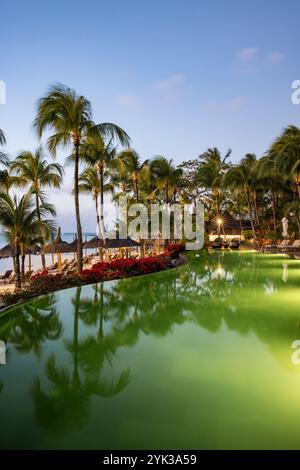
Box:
[0,129,9,185]
[196,148,232,218]
[34,83,130,271]
[270,126,300,193]
[78,135,117,239]
[150,156,182,204]
[256,154,287,232]
[268,126,300,232]
[0,129,5,146]
[0,160,26,194]
[11,147,63,268]
[78,167,113,238]
[224,154,258,242]
[0,191,51,289]
[114,150,150,202]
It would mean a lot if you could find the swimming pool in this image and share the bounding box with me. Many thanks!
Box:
[1,251,300,449]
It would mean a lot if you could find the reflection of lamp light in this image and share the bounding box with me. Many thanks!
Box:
[217,265,223,275]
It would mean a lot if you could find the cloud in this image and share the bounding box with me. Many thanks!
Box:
[237,48,259,61]
[153,73,185,101]
[115,94,138,106]
[267,52,284,64]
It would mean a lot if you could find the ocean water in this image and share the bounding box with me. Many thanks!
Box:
[0,232,96,274]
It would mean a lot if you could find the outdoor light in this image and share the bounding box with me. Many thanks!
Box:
[217,218,223,226]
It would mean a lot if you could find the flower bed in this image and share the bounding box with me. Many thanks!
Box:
[0,244,186,308]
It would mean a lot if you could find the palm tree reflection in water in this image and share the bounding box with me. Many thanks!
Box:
[32,286,131,433]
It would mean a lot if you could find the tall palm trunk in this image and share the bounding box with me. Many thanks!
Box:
[74,144,83,271]
[35,192,46,269]
[95,195,101,240]
[21,252,25,282]
[135,176,139,203]
[95,195,102,258]
[237,197,242,240]
[14,241,21,290]
[99,165,105,240]
[99,164,105,262]
[165,180,169,204]
[246,189,257,244]
[271,190,277,232]
[253,192,260,225]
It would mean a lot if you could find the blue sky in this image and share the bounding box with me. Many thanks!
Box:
[1,0,300,230]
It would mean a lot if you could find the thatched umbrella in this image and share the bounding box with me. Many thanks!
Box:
[0,243,39,259]
[39,228,73,271]
[0,243,40,272]
[84,236,140,249]
[69,236,78,258]
[83,236,140,259]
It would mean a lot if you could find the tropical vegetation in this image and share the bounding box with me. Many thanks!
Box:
[1,83,300,294]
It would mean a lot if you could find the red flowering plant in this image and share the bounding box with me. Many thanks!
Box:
[139,255,169,273]
[163,243,185,258]
[31,270,48,280]
[29,271,82,294]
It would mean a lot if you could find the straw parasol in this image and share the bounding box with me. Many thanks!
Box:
[0,243,39,258]
[69,236,78,258]
[39,228,73,271]
[84,236,140,249]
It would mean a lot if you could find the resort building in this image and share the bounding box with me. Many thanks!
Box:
[206,210,253,241]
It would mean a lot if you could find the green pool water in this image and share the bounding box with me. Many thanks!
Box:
[1,250,300,450]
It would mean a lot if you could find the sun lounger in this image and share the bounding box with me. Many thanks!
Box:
[23,270,34,282]
[212,237,224,249]
[281,240,300,251]
[263,239,292,252]
[229,238,240,249]
[0,270,13,284]
[8,272,16,284]
[47,261,58,271]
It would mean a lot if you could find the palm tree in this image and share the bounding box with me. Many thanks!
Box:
[224,154,257,242]
[11,147,63,268]
[150,156,182,204]
[268,126,300,232]
[0,129,5,146]
[0,162,13,193]
[196,148,232,218]
[270,126,300,193]
[0,129,9,185]
[256,154,286,232]
[78,167,113,238]
[115,150,150,202]
[34,83,130,271]
[0,191,51,289]
[78,135,117,239]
